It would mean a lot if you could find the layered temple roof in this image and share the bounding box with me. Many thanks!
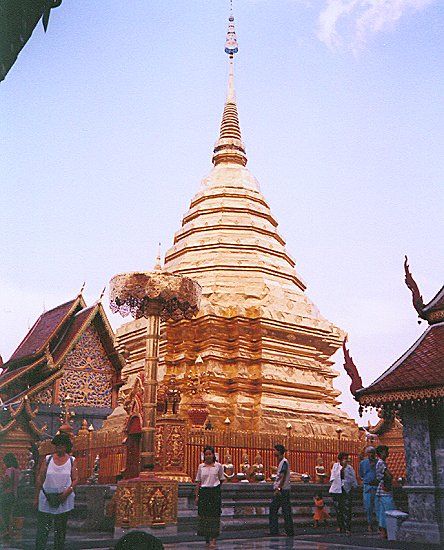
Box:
[358,323,444,406]
[355,260,444,408]
[8,296,85,364]
[0,294,124,406]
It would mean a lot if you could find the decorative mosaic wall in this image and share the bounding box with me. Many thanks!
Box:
[59,326,114,408]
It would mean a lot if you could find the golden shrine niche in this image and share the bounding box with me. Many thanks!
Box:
[115,479,178,529]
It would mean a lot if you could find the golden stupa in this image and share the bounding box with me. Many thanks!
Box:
[117,14,357,437]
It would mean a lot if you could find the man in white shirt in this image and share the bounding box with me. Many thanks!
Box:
[269,444,294,537]
[329,451,358,534]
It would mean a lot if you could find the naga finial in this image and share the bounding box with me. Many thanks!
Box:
[404,256,426,320]
[342,337,363,396]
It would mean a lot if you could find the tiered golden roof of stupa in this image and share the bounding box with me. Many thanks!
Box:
[117,12,357,437]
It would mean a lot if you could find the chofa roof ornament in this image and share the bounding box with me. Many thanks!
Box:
[342,337,363,396]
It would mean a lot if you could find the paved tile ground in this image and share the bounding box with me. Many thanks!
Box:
[0,526,438,550]
[164,537,381,550]
[163,533,438,550]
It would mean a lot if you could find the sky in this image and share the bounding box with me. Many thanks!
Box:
[1,0,443,426]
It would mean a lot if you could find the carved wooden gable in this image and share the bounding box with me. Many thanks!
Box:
[58,325,114,408]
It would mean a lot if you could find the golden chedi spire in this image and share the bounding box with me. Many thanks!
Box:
[212,15,247,167]
[119,7,357,438]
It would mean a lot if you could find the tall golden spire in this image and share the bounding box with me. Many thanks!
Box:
[212,8,247,167]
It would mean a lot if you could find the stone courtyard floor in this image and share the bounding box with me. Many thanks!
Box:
[162,533,438,550]
[1,528,438,550]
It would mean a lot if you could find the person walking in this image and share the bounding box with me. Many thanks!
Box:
[0,453,21,540]
[269,444,294,537]
[329,451,358,535]
[375,445,395,539]
[359,446,378,532]
[34,433,78,550]
[195,445,225,549]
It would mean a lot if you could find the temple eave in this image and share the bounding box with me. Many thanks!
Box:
[359,385,444,406]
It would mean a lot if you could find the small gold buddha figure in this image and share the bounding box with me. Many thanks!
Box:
[315,455,327,484]
[251,453,265,482]
[237,453,251,482]
[223,453,235,482]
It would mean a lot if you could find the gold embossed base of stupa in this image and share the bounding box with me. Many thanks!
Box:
[117,11,357,439]
[114,475,178,531]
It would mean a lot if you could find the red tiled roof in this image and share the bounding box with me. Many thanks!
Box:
[360,322,444,395]
[387,452,406,481]
[9,299,79,362]
[0,306,96,395]
[52,306,96,362]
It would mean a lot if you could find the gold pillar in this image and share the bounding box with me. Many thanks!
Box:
[141,315,160,472]
[109,270,201,532]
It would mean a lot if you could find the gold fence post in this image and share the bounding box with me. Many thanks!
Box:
[286,423,292,451]
[336,428,343,453]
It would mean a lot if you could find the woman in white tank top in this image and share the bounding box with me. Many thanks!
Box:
[34,433,78,550]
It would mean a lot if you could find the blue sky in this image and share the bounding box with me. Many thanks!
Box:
[1,0,443,424]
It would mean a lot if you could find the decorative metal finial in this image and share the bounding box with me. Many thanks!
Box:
[212,1,247,166]
[154,243,162,271]
[225,5,238,58]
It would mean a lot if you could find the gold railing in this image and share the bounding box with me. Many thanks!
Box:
[185,429,361,480]
[39,427,363,484]
[37,422,407,485]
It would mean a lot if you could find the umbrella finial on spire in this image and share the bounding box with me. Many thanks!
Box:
[154,243,162,271]
[225,2,238,59]
[212,4,247,167]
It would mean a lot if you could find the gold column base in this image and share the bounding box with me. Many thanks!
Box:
[114,475,178,528]
[155,415,191,482]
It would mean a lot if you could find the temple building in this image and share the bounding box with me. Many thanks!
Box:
[0,292,124,463]
[117,13,357,438]
[345,258,444,545]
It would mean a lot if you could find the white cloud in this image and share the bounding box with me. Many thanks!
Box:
[318,0,359,49]
[317,0,435,50]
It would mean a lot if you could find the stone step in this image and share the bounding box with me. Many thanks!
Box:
[179,506,367,519]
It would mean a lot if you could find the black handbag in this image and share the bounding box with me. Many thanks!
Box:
[42,488,63,508]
